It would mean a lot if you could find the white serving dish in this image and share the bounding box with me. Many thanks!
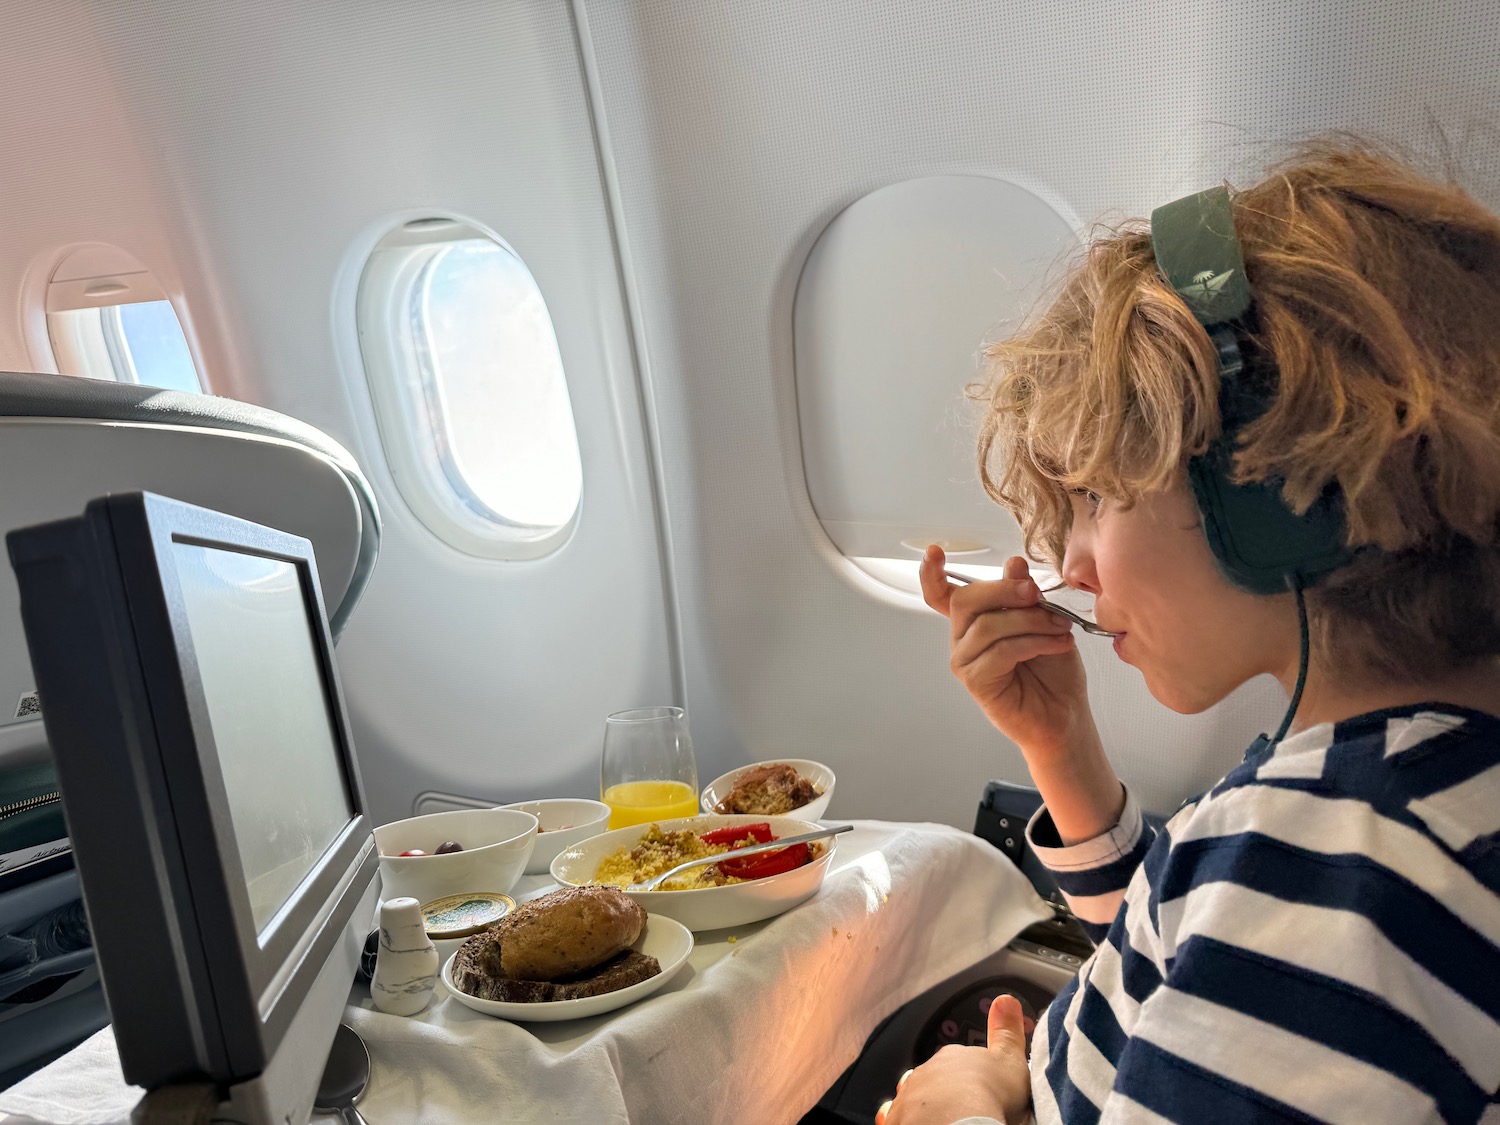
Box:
[699,758,835,821]
[499,798,612,875]
[374,807,538,903]
[441,915,693,1022]
[550,814,836,932]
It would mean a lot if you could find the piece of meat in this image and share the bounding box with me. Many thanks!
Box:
[713,763,821,815]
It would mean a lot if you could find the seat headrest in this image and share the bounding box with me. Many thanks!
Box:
[0,370,381,733]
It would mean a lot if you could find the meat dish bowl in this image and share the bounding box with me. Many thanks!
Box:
[699,759,836,822]
[711,764,821,816]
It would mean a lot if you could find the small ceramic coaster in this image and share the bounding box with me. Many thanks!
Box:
[421,892,517,940]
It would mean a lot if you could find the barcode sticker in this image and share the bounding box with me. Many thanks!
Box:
[14,691,40,719]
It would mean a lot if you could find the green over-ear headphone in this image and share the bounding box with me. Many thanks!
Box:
[1149,187,1357,596]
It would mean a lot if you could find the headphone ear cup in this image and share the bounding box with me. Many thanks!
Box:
[1189,439,1356,594]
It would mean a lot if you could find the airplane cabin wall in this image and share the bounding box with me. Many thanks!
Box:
[0,1,1497,828]
[0,6,195,376]
[0,0,677,824]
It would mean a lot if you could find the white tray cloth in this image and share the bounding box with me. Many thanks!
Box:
[0,820,1051,1125]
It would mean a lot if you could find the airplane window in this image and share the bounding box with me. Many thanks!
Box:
[358,219,583,559]
[116,301,202,392]
[45,247,207,393]
[47,302,204,393]
[794,176,1080,594]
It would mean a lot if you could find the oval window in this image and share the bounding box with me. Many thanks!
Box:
[358,220,583,559]
[793,176,1079,595]
[46,246,205,393]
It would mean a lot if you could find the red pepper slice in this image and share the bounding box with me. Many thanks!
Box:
[699,822,774,847]
[719,842,810,881]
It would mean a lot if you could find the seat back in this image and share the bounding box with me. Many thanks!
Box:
[0,370,380,736]
[0,370,381,1085]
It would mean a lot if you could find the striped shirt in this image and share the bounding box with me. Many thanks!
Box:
[1023,702,1500,1124]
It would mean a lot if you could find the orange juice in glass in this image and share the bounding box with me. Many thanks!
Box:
[601,707,699,830]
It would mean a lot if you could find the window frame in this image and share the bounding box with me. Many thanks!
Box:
[47,305,120,383]
[356,218,582,561]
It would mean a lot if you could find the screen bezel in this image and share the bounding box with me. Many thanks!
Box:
[104,493,375,1077]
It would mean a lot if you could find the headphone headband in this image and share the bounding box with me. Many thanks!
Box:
[1150,185,1356,595]
[1150,187,1253,326]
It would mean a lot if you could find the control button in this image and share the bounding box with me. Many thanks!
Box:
[940,1019,958,1039]
[978,996,993,1014]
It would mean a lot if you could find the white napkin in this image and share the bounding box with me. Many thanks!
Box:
[347,820,1049,1125]
[0,820,1051,1125]
[0,1028,138,1125]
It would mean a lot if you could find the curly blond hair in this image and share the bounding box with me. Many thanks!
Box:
[977,140,1500,681]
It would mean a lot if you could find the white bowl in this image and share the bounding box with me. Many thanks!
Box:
[699,759,835,821]
[499,798,613,875]
[550,814,835,932]
[374,808,538,903]
[441,914,694,1022]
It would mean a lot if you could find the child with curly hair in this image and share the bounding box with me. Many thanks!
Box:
[884,142,1500,1124]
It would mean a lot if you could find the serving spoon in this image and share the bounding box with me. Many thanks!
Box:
[944,570,1120,638]
[629,824,854,891]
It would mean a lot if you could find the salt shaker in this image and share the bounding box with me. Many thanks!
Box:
[370,896,438,1016]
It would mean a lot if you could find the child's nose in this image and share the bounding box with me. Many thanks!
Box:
[1061,536,1101,595]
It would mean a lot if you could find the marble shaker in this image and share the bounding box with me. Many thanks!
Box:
[370,896,438,1016]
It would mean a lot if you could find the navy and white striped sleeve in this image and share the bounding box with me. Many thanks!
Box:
[1025,788,1155,944]
[1096,823,1500,1124]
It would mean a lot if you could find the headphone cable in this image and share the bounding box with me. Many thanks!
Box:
[1269,577,1309,744]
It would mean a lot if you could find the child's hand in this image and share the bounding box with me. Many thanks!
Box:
[919,546,1091,764]
[876,994,1032,1125]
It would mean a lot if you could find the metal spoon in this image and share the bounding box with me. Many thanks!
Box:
[314,1023,371,1125]
[945,570,1120,638]
[629,824,854,891]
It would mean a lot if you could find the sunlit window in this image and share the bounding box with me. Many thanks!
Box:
[45,248,206,392]
[112,301,202,392]
[49,301,204,392]
[359,219,583,559]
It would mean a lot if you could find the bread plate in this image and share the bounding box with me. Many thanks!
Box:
[550,814,836,931]
[441,914,693,1022]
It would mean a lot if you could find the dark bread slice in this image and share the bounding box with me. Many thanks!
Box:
[453,941,661,1003]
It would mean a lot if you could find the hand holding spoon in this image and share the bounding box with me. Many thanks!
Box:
[944,570,1120,638]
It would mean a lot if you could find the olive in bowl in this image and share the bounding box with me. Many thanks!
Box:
[374,808,537,902]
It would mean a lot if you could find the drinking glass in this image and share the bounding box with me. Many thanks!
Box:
[600,706,699,829]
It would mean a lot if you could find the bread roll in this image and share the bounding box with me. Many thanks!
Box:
[477,885,646,982]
